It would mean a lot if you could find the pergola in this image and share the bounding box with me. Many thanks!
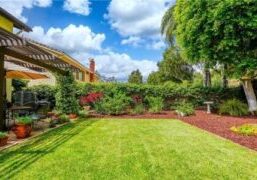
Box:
[0,27,79,130]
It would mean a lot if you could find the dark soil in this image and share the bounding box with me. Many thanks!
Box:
[91,110,257,151]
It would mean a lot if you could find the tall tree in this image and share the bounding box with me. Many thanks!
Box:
[147,47,193,84]
[174,0,257,112]
[158,47,193,83]
[161,5,176,46]
[162,4,211,87]
[147,71,162,85]
[128,69,143,84]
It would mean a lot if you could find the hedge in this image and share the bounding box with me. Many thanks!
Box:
[28,82,246,110]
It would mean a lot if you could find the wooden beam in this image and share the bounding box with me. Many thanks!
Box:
[3,48,67,75]
[0,47,5,130]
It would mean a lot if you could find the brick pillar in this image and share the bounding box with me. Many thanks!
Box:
[89,58,95,82]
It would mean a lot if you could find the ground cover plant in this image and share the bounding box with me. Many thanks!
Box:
[231,124,257,136]
[147,96,164,114]
[175,102,195,116]
[130,104,145,115]
[1,119,257,179]
[0,132,7,138]
[219,99,249,116]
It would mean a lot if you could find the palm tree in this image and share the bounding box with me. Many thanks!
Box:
[161,5,212,87]
[161,6,176,46]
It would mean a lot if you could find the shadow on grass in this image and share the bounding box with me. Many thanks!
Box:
[0,120,97,179]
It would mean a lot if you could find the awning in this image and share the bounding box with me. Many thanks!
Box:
[4,61,48,79]
[0,27,80,74]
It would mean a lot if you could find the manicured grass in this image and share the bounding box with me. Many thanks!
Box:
[1,119,257,179]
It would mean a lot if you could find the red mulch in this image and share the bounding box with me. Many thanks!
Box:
[91,110,257,151]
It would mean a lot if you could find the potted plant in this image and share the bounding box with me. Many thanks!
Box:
[68,113,78,119]
[59,114,70,123]
[0,132,8,147]
[12,116,33,139]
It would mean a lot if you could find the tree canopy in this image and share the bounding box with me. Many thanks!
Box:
[128,69,143,84]
[147,47,193,84]
[174,0,257,77]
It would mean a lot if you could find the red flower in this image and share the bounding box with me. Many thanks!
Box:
[79,92,103,106]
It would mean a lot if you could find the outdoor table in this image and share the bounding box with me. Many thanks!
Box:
[204,101,214,114]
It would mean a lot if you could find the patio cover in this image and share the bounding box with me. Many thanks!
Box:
[5,61,48,79]
[0,27,80,130]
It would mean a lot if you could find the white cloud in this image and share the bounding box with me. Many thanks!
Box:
[91,51,158,81]
[72,51,158,81]
[149,40,166,50]
[25,24,105,52]
[121,36,143,47]
[106,0,175,50]
[25,24,156,81]
[63,0,91,16]
[0,0,52,22]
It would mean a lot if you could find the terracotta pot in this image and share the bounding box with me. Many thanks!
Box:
[47,112,55,117]
[12,124,32,139]
[69,114,78,119]
[52,114,59,120]
[0,136,8,147]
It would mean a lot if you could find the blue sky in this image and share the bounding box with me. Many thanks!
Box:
[1,0,175,80]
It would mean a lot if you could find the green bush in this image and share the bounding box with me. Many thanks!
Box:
[59,114,70,123]
[78,110,89,118]
[0,132,8,138]
[175,102,195,116]
[94,91,131,115]
[131,104,145,115]
[219,99,249,116]
[28,82,245,111]
[75,83,244,109]
[147,96,164,114]
[16,116,33,125]
[55,72,80,114]
[231,124,257,136]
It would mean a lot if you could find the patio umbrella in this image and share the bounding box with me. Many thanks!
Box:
[4,61,48,79]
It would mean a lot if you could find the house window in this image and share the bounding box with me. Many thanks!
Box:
[79,72,83,81]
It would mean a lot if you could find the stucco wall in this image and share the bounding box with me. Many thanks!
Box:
[0,15,13,32]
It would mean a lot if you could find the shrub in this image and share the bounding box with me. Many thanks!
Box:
[28,82,245,111]
[94,91,131,115]
[231,124,257,136]
[55,72,80,115]
[147,96,164,114]
[131,104,145,115]
[78,110,89,118]
[79,92,103,106]
[59,114,70,123]
[175,102,195,116]
[0,132,8,139]
[16,116,33,125]
[219,99,249,116]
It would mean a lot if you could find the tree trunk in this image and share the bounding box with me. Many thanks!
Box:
[203,68,211,87]
[242,78,257,113]
[222,64,228,88]
[0,48,5,130]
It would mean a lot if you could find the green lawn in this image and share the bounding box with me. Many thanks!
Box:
[1,119,257,179]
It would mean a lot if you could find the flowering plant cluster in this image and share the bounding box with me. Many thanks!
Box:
[79,92,103,106]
